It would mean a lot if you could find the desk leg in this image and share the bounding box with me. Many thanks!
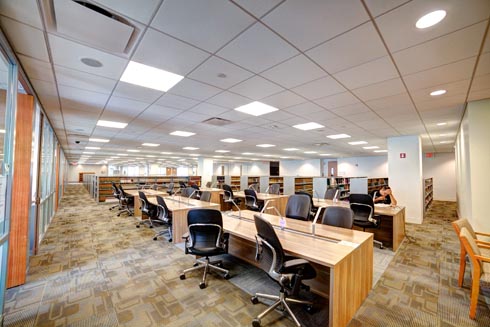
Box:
[392,208,406,251]
[133,195,141,217]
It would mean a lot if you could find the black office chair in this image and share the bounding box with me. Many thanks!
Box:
[268,183,280,195]
[222,184,241,206]
[205,181,212,188]
[286,194,312,221]
[109,182,122,211]
[251,214,316,327]
[324,188,339,200]
[244,189,262,212]
[136,191,159,228]
[349,193,383,249]
[166,182,175,195]
[117,184,134,216]
[295,191,317,220]
[200,191,211,202]
[321,206,354,229]
[179,181,187,189]
[182,187,199,199]
[153,195,172,242]
[180,209,230,289]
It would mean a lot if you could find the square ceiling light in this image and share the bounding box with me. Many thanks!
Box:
[235,101,278,116]
[170,131,196,137]
[256,144,275,148]
[293,122,324,130]
[97,120,128,128]
[221,138,242,143]
[327,134,351,139]
[89,138,109,143]
[120,61,184,92]
[348,141,368,145]
[142,143,159,147]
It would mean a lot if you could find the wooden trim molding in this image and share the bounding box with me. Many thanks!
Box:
[7,93,34,288]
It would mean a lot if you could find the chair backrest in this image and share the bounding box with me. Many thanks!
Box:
[112,182,121,198]
[324,188,338,200]
[452,218,477,239]
[167,182,175,195]
[182,187,198,198]
[321,207,354,228]
[191,184,200,190]
[187,209,223,249]
[155,195,170,221]
[254,214,285,279]
[269,183,280,195]
[200,191,212,202]
[205,181,212,188]
[459,227,483,277]
[295,191,314,211]
[249,183,259,192]
[349,193,374,223]
[152,184,158,190]
[118,184,129,198]
[244,189,258,208]
[179,181,187,188]
[286,194,311,220]
[222,184,234,201]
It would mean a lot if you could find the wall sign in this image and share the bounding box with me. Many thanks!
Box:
[400,153,406,158]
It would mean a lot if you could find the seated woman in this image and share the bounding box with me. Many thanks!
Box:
[372,185,397,206]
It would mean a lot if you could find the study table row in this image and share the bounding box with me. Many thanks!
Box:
[124,189,373,327]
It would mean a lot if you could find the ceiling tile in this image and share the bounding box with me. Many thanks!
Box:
[334,56,399,89]
[260,54,326,88]
[262,0,368,50]
[216,22,298,73]
[0,0,43,28]
[314,92,360,109]
[151,0,254,53]
[48,34,127,79]
[376,0,490,52]
[18,55,55,83]
[475,52,490,76]
[105,96,150,117]
[31,79,58,97]
[291,76,345,100]
[140,104,182,120]
[133,28,209,76]
[55,65,117,94]
[468,74,490,101]
[112,81,164,103]
[393,22,486,75]
[307,22,388,74]
[283,101,325,115]
[58,85,110,111]
[229,75,284,100]
[94,0,161,24]
[260,90,306,109]
[0,17,49,62]
[189,103,228,116]
[352,78,405,101]
[232,0,283,17]
[410,79,470,103]
[168,78,222,101]
[364,0,410,17]
[206,91,251,109]
[329,103,371,116]
[366,92,413,111]
[155,93,199,110]
[188,56,254,89]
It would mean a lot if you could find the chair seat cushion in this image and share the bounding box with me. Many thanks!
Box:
[188,247,226,256]
[353,220,377,228]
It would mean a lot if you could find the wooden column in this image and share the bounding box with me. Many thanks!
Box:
[7,93,34,288]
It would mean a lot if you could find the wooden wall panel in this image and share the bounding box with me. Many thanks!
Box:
[7,93,34,288]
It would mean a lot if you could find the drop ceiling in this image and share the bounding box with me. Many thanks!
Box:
[0,0,489,167]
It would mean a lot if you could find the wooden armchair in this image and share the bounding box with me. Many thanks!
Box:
[452,219,490,287]
[459,227,490,319]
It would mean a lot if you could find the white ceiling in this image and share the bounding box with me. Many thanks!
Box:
[0,0,489,167]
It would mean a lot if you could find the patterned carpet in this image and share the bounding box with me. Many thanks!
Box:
[3,184,489,326]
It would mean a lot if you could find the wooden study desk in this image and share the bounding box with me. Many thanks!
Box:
[313,198,406,251]
[222,210,373,327]
[198,187,223,204]
[133,195,219,244]
[231,191,289,215]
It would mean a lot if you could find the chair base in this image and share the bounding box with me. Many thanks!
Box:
[153,226,172,242]
[116,208,133,217]
[180,257,230,289]
[251,290,313,327]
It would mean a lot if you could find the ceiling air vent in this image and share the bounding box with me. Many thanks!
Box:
[202,117,233,126]
[52,0,135,53]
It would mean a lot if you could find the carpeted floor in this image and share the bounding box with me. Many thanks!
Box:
[3,184,489,326]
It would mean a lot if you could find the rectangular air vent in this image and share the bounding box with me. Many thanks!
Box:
[53,0,134,53]
[202,117,232,126]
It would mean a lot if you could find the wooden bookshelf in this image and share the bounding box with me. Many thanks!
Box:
[424,177,433,214]
[269,176,284,194]
[247,176,260,191]
[327,177,351,199]
[294,177,313,195]
[367,177,389,193]
[230,176,241,190]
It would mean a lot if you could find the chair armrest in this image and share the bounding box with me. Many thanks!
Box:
[283,258,310,269]
[475,254,490,263]
[477,241,490,249]
[182,232,189,240]
[475,231,490,237]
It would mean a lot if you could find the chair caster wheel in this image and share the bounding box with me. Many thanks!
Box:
[179,274,185,280]
[224,273,231,280]
[251,296,259,305]
[149,226,153,229]
[306,305,314,313]
[136,225,140,228]
[168,239,172,242]
[199,282,206,289]
[252,318,261,327]
[153,237,157,241]
[193,262,199,267]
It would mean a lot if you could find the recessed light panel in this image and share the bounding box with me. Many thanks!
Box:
[97,120,127,128]
[348,141,368,145]
[161,152,173,154]
[82,151,95,154]
[440,141,452,144]
[256,144,276,148]
[416,10,446,29]
[142,143,159,147]
[436,122,447,126]
[215,150,230,153]
[242,152,254,155]
[430,89,446,96]
[85,146,100,150]
[89,138,109,143]
[117,153,129,156]
[183,147,199,150]
[170,131,196,137]
[127,149,140,152]
[374,150,388,153]
[283,148,299,151]
[363,146,379,149]
[304,151,317,154]
[220,138,242,143]
[293,122,324,131]
[234,101,278,116]
[120,61,184,92]
[327,134,351,139]
[319,153,332,156]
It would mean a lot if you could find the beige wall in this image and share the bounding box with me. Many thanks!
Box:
[67,164,107,182]
[423,152,456,201]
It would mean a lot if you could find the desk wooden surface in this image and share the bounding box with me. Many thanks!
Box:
[198,188,223,204]
[313,198,406,251]
[233,191,289,215]
[223,210,373,327]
